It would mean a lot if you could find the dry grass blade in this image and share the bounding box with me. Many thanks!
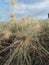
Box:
[0,40,21,53]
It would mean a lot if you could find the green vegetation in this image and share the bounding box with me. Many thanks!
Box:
[0,18,49,65]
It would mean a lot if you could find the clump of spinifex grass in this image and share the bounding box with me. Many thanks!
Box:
[0,18,49,65]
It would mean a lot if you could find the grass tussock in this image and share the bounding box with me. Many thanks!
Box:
[0,18,49,65]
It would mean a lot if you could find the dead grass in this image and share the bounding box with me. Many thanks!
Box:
[0,18,49,65]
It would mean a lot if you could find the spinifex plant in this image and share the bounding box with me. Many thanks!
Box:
[0,19,49,65]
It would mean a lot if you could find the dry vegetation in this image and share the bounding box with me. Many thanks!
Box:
[0,18,49,65]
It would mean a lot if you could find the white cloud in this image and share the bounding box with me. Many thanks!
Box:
[12,0,49,16]
[29,0,49,9]
[16,0,49,10]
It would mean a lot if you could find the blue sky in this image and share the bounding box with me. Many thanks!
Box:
[0,0,49,21]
